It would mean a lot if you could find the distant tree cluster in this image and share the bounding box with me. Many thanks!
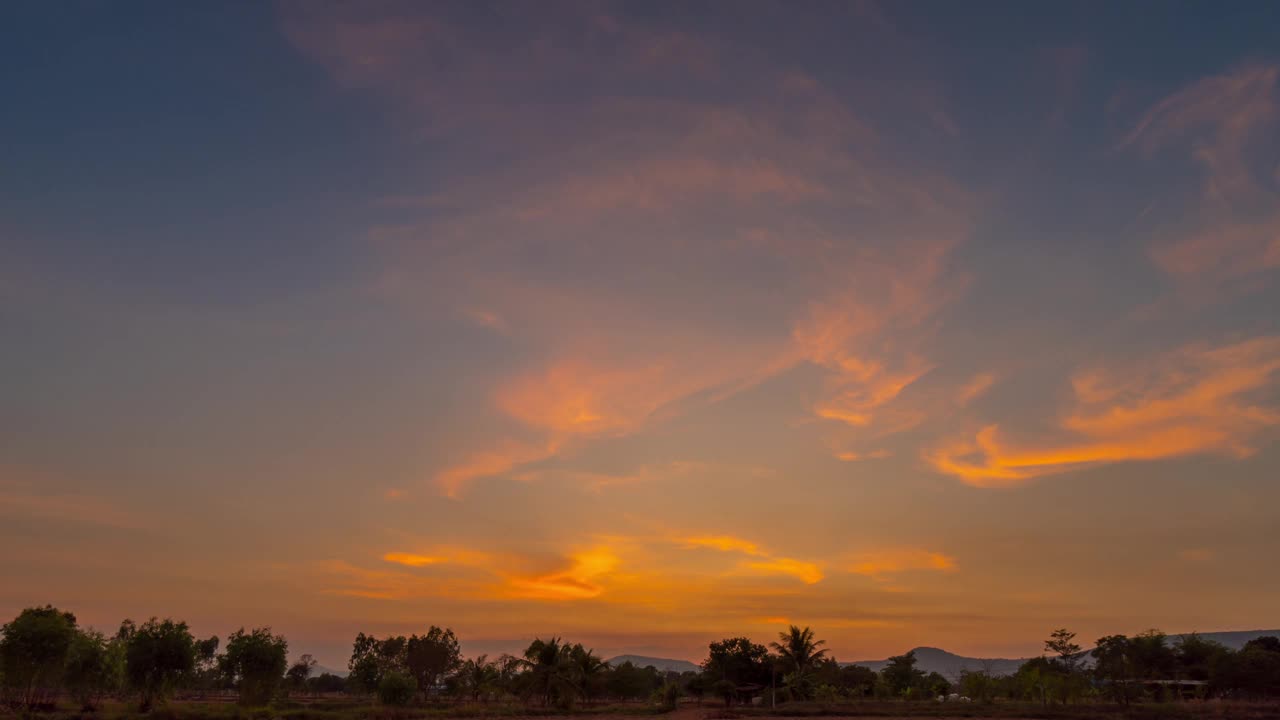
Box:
[4,607,1280,712]
[962,629,1280,705]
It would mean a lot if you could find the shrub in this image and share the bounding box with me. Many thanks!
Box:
[376,671,417,707]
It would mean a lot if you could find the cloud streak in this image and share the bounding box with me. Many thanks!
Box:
[929,337,1280,485]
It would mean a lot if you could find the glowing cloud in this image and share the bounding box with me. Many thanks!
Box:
[679,533,824,584]
[382,552,446,568]
[507,547,621,601]
[744,557,825,585]
[929,337,1280,485]
[848,550,958,578]
[680,535,763,555]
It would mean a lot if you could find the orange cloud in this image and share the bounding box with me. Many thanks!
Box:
[681,535,763,555]
[506,547,621,601]
[495,360,685,437]
[382,552,446,568]
[956,373,997,406]
[848,550,957,578]
[434,439,561,498]
[744,557,825,585]
[678,533,824,584]
[929,337,1280,485]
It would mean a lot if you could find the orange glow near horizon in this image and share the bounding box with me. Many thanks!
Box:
[6,4,1280,671]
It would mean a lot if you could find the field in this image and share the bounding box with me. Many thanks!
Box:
[10,700,1280,720]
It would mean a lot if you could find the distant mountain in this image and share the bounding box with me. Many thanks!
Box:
[846,646,1026,681]
[607,655,700,673]
[846,630,1280,682]
[312,664,348,678]
[1166,630,1280,651]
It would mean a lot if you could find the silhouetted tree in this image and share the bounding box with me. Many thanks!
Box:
[770,625,828,700]
[521,637,577,708]
[405,627,461,700]
[377,670,416,706]
[220,627,288,706]
[125,618,196,711]
[64,629,115,710]
[286,653,317,694]
[0,606,78,707]
[881,650,925,698]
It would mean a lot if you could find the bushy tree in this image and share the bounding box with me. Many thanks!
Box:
[64,629,115,710]
[1092,635,1135,704]
[125,618,196,711]
[923,671,951,698]
[703,637,770,688]
[1217,637,1280,699]
[307,672,347,694]
[606,661,662,701]
[958,669,997,703]
[220,627,288,706]
[405,627,461,700]
[377,670,417,706]
[1174,633,1228,685]
[191,635,221,694]
[347,632,409,695]
[880,650,925,698]
[287,653,317,693]
[0,605,78,707]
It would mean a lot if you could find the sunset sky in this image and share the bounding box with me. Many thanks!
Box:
[3,2,1280,670]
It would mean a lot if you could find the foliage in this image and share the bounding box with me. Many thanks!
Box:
[703,637,771,689]
[347,633,408,696]
[287,654,318,692]
[220,627,289,706]
[64,629,117,709]
[0,605,78,707]
[520,637,579,708]
[125,617,197,711]
[307,672,347,694]
[376,670,417,706]
[881,650,925,697]
[1044,629,1083,674]
[455,654,498,701]
[770,626,828,700]
[405,627,461,700]
[958,669,998,704]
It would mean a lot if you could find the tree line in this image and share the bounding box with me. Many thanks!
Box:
[3,606,1279,712]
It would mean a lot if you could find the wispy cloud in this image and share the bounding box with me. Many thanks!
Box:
[1124,63,1280,288]
[928,337,1280,485]
[848,549,958,579]
[0,475,143,530]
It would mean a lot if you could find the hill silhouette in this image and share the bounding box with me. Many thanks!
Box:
[846,630,1280,681]
[606,655,700,673]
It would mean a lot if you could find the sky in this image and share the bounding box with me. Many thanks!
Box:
[2,1,1280,670]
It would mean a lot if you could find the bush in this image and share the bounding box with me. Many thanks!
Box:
[376,671,417,707]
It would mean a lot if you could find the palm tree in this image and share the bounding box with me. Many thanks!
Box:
[458,654,497,702]
[521,638,578,707]
[770,625,828,700]
[569,644,609,705]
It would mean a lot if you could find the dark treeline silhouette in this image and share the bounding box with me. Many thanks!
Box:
[3,606,1280,713]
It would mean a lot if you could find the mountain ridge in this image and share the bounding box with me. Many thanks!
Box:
[605,629,1280,683]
